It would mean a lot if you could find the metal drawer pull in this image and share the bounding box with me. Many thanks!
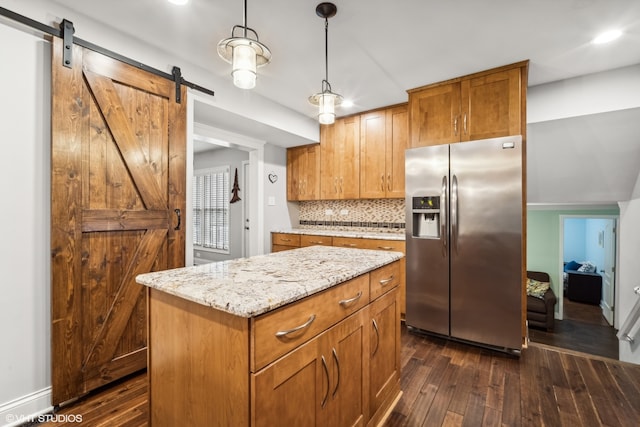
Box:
[280,238,291,242]
[339,291,362,307]
[377,246,394,250]
[379,275,394,286]
[372,319,380,356]
[343,243,357,247]
[310,241,324,244]
[332,348,340,397]
[275,314,316,338]
[321,355,329,408]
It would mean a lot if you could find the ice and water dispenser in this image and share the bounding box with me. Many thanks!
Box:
[411,196,441,238]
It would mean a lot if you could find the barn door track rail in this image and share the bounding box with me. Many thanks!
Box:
[0,5,214,103]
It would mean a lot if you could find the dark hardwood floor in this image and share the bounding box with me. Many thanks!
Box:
[529,297,619,360]
[38,324,640,427]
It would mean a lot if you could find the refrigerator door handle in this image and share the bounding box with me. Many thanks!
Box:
[441,175,448,255]
[451,174,459,254]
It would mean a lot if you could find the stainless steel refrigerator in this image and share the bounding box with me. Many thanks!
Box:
[405,135,523,351]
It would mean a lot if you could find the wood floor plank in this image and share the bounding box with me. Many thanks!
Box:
[575,357,623,426]
[519,345,544,426]
[501,371,521,426]
[589,359,638,427]
[560,352,603,426]
[553,384,582,427]
[421,362,460,426]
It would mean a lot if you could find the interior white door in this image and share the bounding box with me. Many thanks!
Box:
[601,219,616,326]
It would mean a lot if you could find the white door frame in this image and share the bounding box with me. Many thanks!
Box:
[558,214,619,323]
[185,91,265,266]
[241,160,250,258]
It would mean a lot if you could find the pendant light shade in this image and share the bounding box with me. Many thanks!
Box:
[217,0,271,89]
[308,3,342,125]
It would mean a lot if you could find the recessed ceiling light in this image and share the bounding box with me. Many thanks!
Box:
[168,0,189,5]
[341,99,354,108]
[592,29,622,45]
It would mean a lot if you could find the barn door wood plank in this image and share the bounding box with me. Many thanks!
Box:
[82,228,168,370]
[83,70,167,210]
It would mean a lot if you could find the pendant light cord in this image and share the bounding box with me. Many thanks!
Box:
[243,0,248,38]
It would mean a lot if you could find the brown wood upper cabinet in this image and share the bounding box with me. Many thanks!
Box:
[287,143,320,201]
[408,61,528,147]
[359,105,408,199]
[320,115,360,199]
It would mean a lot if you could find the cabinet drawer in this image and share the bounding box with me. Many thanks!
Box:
[300,234,333,247]
[252,274,369,372]
[370,261,400,301]
[272,233,301,247]
[332,237,405,253]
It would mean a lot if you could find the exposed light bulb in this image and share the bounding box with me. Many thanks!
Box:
[318,94,336,125]
[232,44,257,89]
[592,29,622,45]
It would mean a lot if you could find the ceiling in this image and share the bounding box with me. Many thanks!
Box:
[50,0,640,120]
[42,0,640,204]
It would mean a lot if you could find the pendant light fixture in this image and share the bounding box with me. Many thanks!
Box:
[217,0,271,89]
[308,2,343,125]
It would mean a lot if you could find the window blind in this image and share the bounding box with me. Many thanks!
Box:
[193,166,229,251]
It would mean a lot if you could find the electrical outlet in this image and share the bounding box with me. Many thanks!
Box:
[340,209,349,216]
[325,209,333,216]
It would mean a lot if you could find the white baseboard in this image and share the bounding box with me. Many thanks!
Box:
[0,387,52,427]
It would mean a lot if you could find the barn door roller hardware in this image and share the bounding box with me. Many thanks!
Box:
[61,19,74,68]
[0,5,215,102]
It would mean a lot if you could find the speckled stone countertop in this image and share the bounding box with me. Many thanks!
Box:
[272,228,406,241]
[136,246,403,318]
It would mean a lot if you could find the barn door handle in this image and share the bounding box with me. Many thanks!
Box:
[174,209,181,230]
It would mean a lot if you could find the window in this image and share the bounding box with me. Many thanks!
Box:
[193,166,230,252]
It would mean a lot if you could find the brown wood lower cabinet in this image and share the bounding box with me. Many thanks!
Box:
[148,261,401,427]
[254,309,368,427]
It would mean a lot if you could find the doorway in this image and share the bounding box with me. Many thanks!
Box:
[185,91,266,266]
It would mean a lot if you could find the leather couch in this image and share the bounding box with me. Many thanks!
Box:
[566,270,602,305]
[527,271,557,331]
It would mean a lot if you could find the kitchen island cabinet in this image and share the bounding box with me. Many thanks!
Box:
[136,246,403,427]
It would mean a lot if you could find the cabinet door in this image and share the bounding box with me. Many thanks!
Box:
[369,288,400,420]
[320,124,338,199]
[386,105,407,198]
[409,83,461,147]
[252,337,320,427]
[360,110,387,199]
[461,67,521,141]
[319,309,368,427]
[335,116,361,199]
[302,144,321,200]
[287,146,302,201]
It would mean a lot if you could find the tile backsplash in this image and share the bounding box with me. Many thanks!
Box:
[298,199,405,231]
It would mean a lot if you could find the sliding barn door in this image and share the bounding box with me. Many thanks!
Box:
[51,37,186,404]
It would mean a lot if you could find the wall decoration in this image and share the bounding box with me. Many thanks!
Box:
[230,168,241,203]
[268,172,278,183]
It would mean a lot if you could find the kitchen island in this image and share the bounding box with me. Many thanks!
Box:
[136,245,403,427]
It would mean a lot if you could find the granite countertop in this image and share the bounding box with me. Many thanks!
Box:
[272,228,406,241]
[136,246,403,318]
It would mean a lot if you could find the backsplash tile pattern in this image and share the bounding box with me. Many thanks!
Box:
[298,199,405,232]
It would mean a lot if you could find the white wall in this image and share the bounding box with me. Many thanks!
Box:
[528,64,640,123]
[261,144,296,254]
[0,23,52,423]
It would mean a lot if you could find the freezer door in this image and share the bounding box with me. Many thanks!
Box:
[405,145,450,336]
[449,136,522,350]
